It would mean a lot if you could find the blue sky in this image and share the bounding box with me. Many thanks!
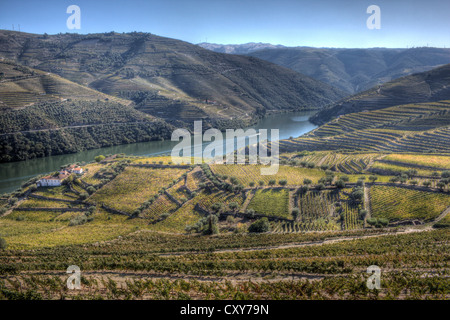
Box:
[0,0,449,48]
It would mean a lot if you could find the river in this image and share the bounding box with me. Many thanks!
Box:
[0,111,317,194]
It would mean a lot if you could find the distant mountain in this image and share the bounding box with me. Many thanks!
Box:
[310,63,450,125]
[197,42,286,55]
[0,31,345,130]
[199,43,450,95]
[248,47,450,94]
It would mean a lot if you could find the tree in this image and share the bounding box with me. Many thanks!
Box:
[296,185,309,194]
[291,208,300,221]
[79,192,89,200]
[359,209,368,220]
[278,179,287,186]
[437,181,446,191]
[442,171,450,179]
[0,237,7,250]
[204,214,219,235]
[369,175,378,183]
[378,218,389,227]
[258,180,265,187]
[268,179,276,186]
[389,176,399,183]
[409,180,418,186]
[316,183,325,190]
[367,218,377,226]
[87,186,96,195]
[303,179,312,185]
[335,179,346,189]
[249,182,255,188]
[350,188,364,203]
[245,208,256,218]
[248,218,270,233]
[423,180,432,188]
[340,175,349,182]
[95,155,105,162]
[211,202,224,212]
[228,202,239,212]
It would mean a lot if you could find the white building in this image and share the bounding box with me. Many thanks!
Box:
[68,165,84,174]
[37,171,70,187]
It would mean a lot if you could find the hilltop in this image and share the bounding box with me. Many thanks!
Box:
[0,30,345,129]
[197,42,286,54]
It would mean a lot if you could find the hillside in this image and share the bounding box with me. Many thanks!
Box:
[248,47,450,94]
[0,30,346,129]
[310,64,450,125]
[0,60,129,109]
[275,100,450,155]
[0,60,173,162]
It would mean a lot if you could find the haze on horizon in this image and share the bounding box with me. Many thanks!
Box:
[0,0,449,48]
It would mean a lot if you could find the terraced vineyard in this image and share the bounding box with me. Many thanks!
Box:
[369,185,450,223]
[210,164,326,186]
[297,190,339,219]
[276,101,450,154]
[247,189,290,219]
[140,194,179,221]
[89,166,188,214]
[383,153,450,169]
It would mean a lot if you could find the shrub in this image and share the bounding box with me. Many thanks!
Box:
[248,218,270,233]
[94,155,105,162]
[160,212,170,219]
[316,183,325,190]
[226,215,235,224]
[69,215,87,226]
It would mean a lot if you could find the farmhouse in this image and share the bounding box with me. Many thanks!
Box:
[67,164,84,174]
[37,170,71,187]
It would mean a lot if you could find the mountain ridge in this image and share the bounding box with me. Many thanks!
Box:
[0,30,346,130]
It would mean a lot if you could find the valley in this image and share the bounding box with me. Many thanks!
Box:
[0,30,449,301]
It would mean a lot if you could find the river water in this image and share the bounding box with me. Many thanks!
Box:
[0,111,317,194]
